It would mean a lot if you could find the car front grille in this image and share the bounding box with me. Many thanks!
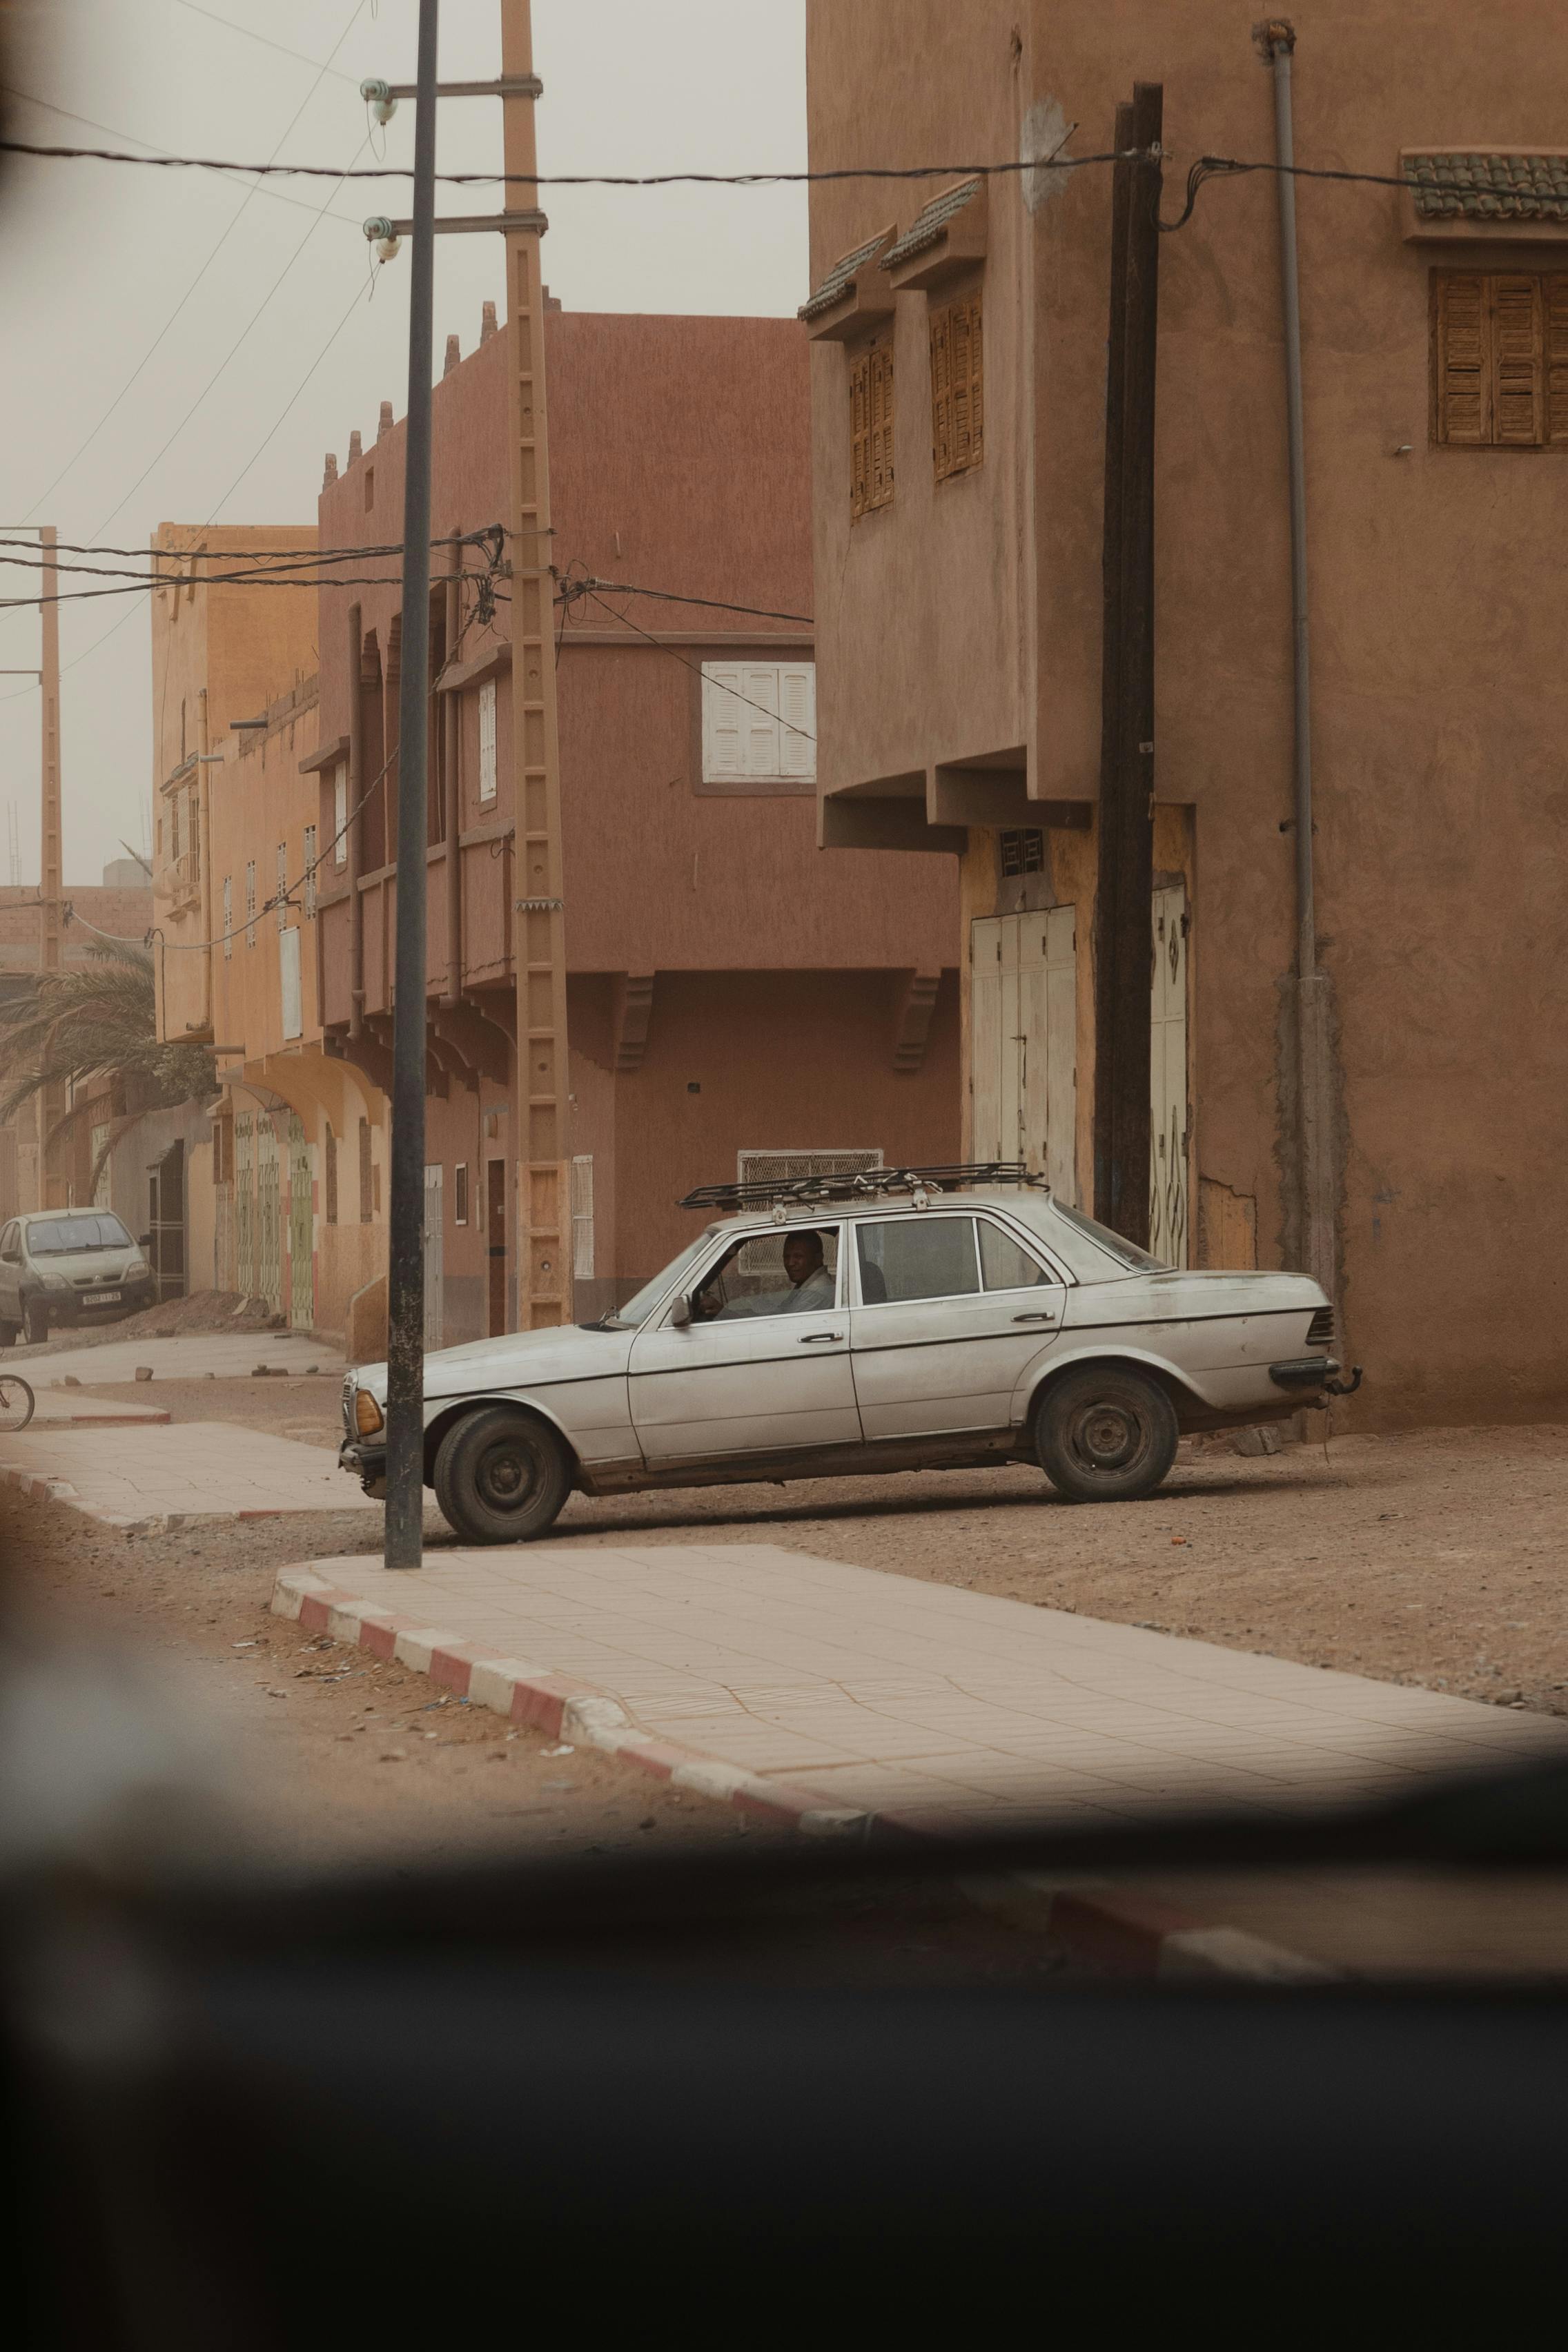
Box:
[1306,1306,1335,1346]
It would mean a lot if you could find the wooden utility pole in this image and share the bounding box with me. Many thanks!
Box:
[501,0,571,1329]
[39,526,68,1208]
[1092,84,1162,1248]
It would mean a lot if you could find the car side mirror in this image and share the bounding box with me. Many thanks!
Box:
[668,1295,692,1329]
[138,1233,153,1248]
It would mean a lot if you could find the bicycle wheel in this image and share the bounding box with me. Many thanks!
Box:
[0,1374,35,1433]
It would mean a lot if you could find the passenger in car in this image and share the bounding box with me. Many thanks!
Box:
[714,1229,836,1319]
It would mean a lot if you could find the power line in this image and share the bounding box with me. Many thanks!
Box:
[0,530,511,565]
[0,135,1514,210]
[6,1,369,523]
[581,590,815,743]
[560,577,812,627]
[169,0,366,88]
[0,530,504,581]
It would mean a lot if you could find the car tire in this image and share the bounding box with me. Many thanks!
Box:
[22,1298,49,1346]
[1034,1364,1179,1504]
[433,1406,573,1546]
[0,1320,14,1349]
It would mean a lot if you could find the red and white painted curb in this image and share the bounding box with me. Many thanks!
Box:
[273,1563,1335,1981]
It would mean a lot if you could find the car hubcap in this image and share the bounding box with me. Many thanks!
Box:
[476,1438,540,1513]
[1072,1402,1141,1471]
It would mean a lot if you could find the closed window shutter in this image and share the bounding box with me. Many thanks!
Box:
[930,304,952,474]
[869,342,895,508]
[478,677,497,801]
[333,762,348,865]
[1493,274,1544,444]
[702,665,745,778]
[1435,273,1489,444]
[777,665,816,778]
[741,666,782,775]
[1547,274,1568,444]
[849,348,871,518]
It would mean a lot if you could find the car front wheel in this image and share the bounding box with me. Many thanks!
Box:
[21,1298,49,1346]
[1035,1365,1179,1504]
[433,1406,573,1546]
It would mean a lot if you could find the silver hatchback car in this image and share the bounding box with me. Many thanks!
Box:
[341,1166,1359,1546]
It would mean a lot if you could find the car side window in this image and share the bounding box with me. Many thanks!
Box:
[856,1216,979,1304]
[690,1226,841,1322]
[977,1218,1051,1291]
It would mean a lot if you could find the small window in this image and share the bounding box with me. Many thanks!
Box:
[978,1219,1050,1291]
[454,1163,469,1226]
[222,875,233,960]
[333,763,348,866]
[1432,270,1568,447]
[701,663,816,784]
[478,678,498,803]
[857,1215,980,1304]
[849,337,894,518]
[276,842,288,932]
[244,861,257,948]
[999,828,1044,879]
[303,825,317,918]
[931,291,983,480]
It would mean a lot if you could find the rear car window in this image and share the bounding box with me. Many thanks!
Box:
[858,1216,979,1304]
[977,1219,1051,1291]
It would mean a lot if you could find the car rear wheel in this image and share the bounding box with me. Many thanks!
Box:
[22,1299,49,1346]
[433,1406,573,1546]
[1035,1365,1178,1504]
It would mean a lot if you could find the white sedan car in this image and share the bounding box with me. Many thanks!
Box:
[341,1168,1358,1545]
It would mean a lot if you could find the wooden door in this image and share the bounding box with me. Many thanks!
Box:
[1149,884,1190,1267]
[970,910,1077,1197]
[969,917,1003,1160]
[486,1159,507,1335]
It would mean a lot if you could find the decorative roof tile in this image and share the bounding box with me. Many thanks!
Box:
[1406,152,1568,223]
[881,178,983,268]
[798,230,894,322]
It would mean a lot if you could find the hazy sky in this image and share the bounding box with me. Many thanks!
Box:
[0,0,808,882]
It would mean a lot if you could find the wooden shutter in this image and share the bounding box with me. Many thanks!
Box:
[1434,273,1490,445]
[849,347,871,518]
[968,918,1004,1160]
[1493,275,1544,445]
[1547,274,1568,445]
[868,342,894,509]
[777,664,816,778]
[702,665,745,780]
[930,304,953,476]
[741,665,781,776]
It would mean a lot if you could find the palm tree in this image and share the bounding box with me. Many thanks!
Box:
[0,943,216,1191]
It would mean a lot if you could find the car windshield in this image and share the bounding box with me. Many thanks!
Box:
[589,1230,716,1329]
[1050,1201,1169,1274]
[27,1214,134,1256]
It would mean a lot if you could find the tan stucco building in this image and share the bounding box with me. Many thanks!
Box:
[803,0,1568,1428]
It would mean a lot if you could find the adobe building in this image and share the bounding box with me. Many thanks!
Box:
[801,0,1568,1428]
[150,526,386,1329]
[312,297,959,1339]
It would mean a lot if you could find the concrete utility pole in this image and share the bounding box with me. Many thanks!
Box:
[1092,86,1162,1249]
[382,0,441,1571]
[500,0,571,1330]
[39,526,67,1208]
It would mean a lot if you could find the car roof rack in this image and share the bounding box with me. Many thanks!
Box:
[678,1162,1050,1213]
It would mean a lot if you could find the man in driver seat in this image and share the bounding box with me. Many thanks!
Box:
[713,1228,834,1319]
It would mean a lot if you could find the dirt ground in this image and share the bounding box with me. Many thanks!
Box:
[7,1288,306,1363]
[68,1374,1568,1718]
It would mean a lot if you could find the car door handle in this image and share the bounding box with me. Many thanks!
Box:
[1012,1311,1058,1324]
[798,1330,844,1344]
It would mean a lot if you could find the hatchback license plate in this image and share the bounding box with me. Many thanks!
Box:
[81,1290,121,1306]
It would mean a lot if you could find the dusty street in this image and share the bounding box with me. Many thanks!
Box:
[66,1371,1568,1718]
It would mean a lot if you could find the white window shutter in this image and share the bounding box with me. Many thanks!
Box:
[333,763,348,865]
[478,678,498,803]
[741,667,781,777]
[280,928,302,1040]
[702,666,745,781]
[778,664,816,778]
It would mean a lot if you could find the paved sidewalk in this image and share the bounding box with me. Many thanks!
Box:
[275,1545,1568,1840]
[1,1423,379,1527]
[12,1333,341,1384]
[26,1397,168,1429]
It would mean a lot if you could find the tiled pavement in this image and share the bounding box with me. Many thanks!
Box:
[1,1423,380,1527]
[275,1543,1568,1838]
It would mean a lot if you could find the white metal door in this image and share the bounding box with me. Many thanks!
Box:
[969,910,1077,1199]
[423,1164,444,1350]
[1150,885,1190,1267]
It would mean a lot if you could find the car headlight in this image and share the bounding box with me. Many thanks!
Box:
[39,1273,71,1291]
[355,1388,385,1437]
